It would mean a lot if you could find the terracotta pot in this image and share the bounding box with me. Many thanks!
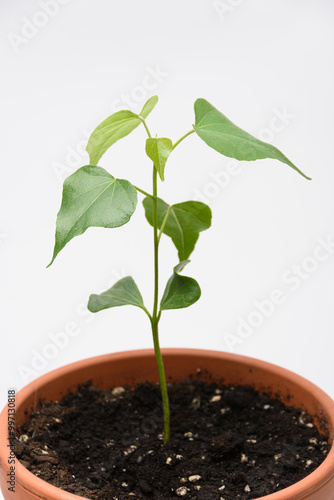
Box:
[0,349,334,500]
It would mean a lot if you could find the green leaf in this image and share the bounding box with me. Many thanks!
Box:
[160,260,201,311]
[87,111,141,165]
[88,276,147,313]
[143,198,212,261]
[48,166,137,266]
[140,95,159,118]
[87,96,158,165]
[145,138,173,181]
[193,98,311,180]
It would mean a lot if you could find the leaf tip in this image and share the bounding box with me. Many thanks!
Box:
[46,254,56,269]
[194,97,204,106]
[87,295,96,313]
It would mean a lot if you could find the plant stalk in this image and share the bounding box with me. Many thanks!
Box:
[141,116,170,443]
[152,164,170,444]
[151,318,170,443]
[152,167,159,320]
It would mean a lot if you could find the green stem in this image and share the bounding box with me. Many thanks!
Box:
[152,167,159,321]
[157,205,172,245]
[141,114,170,443]
[151,318,170,444]
[172,129,195,150]
[140,117,152,138]
[134,185,155,199]
[141,306,152,321]
[152,163,170,444]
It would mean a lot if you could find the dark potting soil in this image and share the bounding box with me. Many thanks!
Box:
[16,377,330,500]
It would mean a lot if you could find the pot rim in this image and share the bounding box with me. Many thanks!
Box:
[0,348,333,500]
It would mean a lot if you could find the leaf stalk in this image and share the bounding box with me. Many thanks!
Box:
[172,129,195,150]
[157,205,172,245]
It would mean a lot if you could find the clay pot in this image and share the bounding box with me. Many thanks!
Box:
[1,349,334,499]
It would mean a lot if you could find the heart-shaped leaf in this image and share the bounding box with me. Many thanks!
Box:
[193,98,311,180]
[160,260,201,311]
[88,276,147,313]
[143,198,212,261]
[48,166,137,266]
[87,96,159,165]
[145,137,173,181]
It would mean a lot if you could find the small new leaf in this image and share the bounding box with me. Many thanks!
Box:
[160,260,201,311]
[87,110,141,165]
[140,95,159,119]
[48,166,137,266]
[87,96,158,165]
[193,99,311,180]
[145,138,173,181]
[143,198,212,261]
[88,276,147,313]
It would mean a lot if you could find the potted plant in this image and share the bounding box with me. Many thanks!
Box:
[1,96,333,500]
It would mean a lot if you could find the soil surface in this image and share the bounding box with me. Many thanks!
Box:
[16,377,330,499]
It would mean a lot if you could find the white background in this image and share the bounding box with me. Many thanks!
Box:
[1,2,334,483]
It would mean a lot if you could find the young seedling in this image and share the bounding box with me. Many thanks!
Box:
[48,96,310,444]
